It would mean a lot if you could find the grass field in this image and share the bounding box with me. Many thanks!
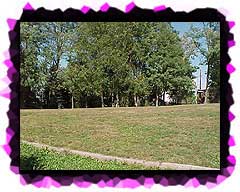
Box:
[20,104,220,169]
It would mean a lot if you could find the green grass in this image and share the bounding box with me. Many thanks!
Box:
[20,142,158,170]
[21,104,220,168]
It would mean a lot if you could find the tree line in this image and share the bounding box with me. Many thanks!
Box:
[20,22,220,109]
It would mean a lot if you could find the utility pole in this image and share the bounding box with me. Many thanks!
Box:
[199,68,202,90]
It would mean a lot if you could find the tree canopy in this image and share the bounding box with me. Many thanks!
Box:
[20,22,219,109]
[184,22,220,103]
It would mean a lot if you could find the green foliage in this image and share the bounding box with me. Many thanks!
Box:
[185,22,220,103]
[142,23,196,104]
[20,143,158,170]
[21,22,201,108]
[20,22,75,108]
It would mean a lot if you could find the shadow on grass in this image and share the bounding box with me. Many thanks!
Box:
[20,155,41,170]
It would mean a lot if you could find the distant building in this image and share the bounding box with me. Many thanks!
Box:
[161,92,171,104]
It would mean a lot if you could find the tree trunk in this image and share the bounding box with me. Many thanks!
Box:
[71,95,74,109]
[101,92,104,108]
[134,94,137,107]
[116,92,119,107]
[137,96,140,106]
[163,91,165,105]
[85,96,88,108]
[111,92,114,107]
[48,91,50,108]
[204,90,208,104]
[156,93,159,107]
[20,86,25,108]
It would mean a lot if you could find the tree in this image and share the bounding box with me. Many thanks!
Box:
[20,22,48,108]
[37,22,75,108]
[142,23,195,106]
[21,22,198,109]
[125,23,150,107]
[186,22,220,103]
[68,22,111,108]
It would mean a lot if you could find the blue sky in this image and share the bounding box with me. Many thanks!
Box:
[171,22,207,90]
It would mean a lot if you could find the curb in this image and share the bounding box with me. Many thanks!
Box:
[21,140,219,170]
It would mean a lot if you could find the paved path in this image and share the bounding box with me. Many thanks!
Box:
[22,140,218,170]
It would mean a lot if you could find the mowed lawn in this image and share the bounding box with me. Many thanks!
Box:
[20,104,220,168]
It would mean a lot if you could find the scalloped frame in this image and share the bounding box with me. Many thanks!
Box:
[1,1,236,189]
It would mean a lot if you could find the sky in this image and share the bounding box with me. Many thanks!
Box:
[171,22,207,90]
